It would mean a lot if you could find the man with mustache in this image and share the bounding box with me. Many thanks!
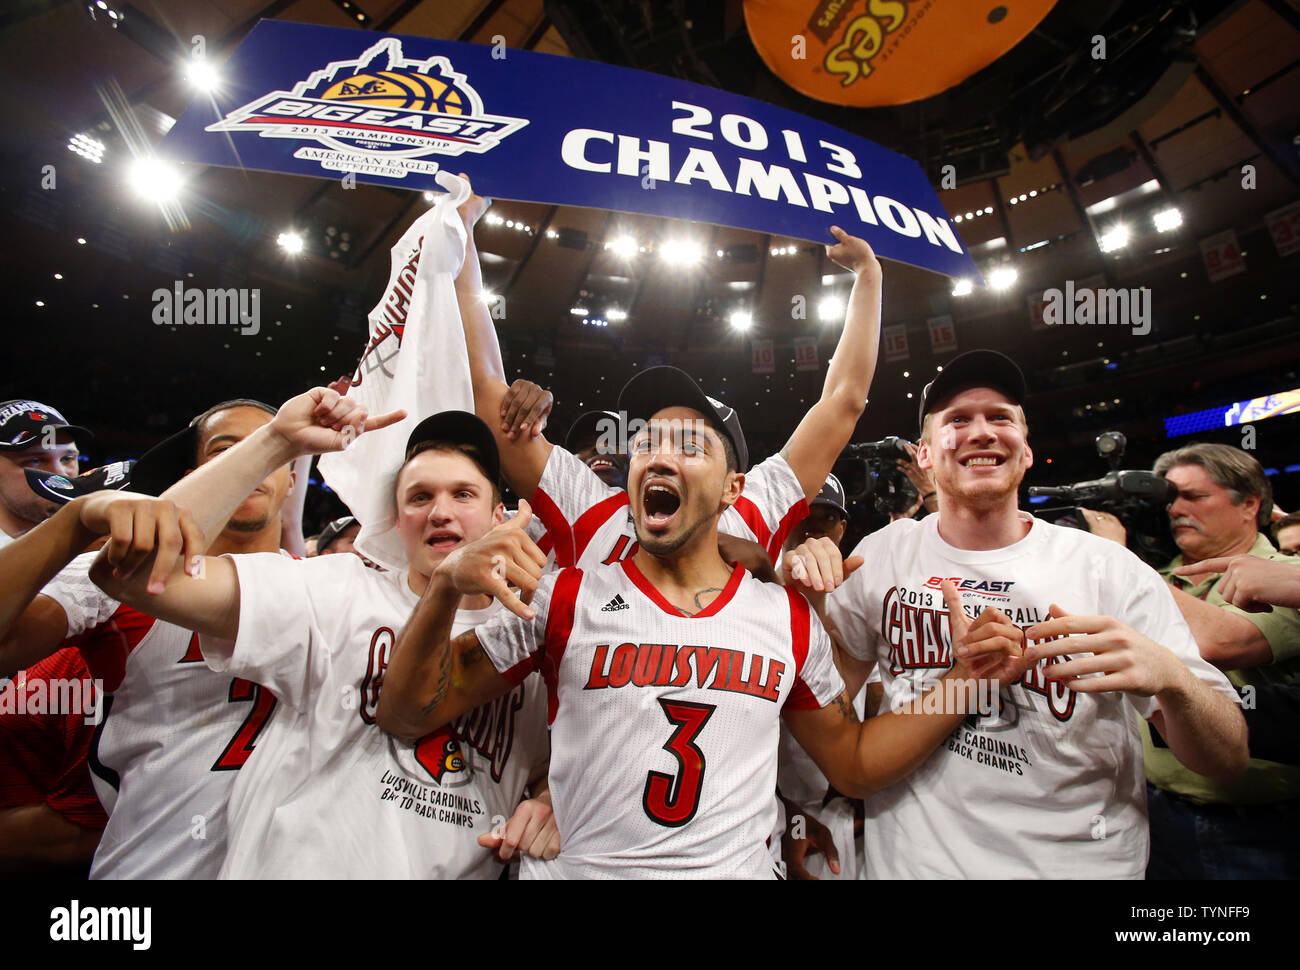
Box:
[1141,443,1300,878]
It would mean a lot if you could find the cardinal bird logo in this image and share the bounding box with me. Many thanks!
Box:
[414,726,467,783]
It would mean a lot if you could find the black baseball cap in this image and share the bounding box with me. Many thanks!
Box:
[24,461,136,504]
[565,410,621,454]
[404,410,501,487]
[918,350,1027,435]
[617,366,749,472]
[317,515,359,552]
[0,400,92,451]
[811,472,849,518]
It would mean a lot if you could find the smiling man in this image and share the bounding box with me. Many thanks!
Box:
[824,350,1247,879]
[91,389,556,878]
[377,367,1032,879]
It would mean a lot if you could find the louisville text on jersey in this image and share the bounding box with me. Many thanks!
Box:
[584,642,785,702]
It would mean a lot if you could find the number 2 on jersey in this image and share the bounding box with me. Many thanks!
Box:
[643,700,715,827]
[212,678,277,771]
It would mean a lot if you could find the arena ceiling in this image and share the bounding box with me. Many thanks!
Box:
[1,0,1298,518]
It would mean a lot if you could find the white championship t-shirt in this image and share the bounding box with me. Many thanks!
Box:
[475,558,844,879]
[826,513,1238,879]
[530,446,809,570]
[204,552,549,880]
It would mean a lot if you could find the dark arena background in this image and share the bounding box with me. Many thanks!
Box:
[0,0,1298,936]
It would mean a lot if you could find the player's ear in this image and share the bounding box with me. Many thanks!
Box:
[719,470,745,510]
[916,440,933,471]
[1022,441,1034,471]
[493,501,506,525]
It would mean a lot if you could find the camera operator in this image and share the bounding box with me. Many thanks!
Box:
[1131,442,1300,879]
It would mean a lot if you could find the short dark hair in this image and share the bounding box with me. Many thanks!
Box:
[708,419,739,474]
[1154,442,1273,530]
[190,399,277,463]
[1273,512,1300,542]
[397,440,502,506]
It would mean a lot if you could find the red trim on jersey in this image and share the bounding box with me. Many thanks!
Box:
[572,492,630,564]
[783,587,820,711]
[621,559,744,619]
[732,495,771,551]
[538,568,584,724]
[767,498,811,562]
[73,605,157,693]
[537,533,554,557]
[529,487,574,566]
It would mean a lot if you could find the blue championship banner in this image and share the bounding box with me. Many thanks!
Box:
[162,20,974,278]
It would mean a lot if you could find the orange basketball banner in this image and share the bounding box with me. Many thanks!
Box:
[744,0,1058,107]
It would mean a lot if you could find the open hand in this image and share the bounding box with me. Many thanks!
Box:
[435,500,547,619]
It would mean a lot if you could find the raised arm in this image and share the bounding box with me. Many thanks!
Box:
[1,492,202,676]
[453,182,554,500]
[378,503,546,739]
[780,228,882,501]
[90,385,403,639]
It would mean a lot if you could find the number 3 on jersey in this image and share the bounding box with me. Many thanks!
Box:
[643,700,715,827]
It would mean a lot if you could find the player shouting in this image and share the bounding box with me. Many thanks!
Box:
[377,370,1029,878]
[451,179,882,571]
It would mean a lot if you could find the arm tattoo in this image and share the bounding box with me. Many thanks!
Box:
[832,692,860,723]
[420,631,477,716]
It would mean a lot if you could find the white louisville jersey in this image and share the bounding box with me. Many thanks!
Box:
[530,445,808,571]
[825,513,1239,879]
[203,552,550,880]
[40,552,268,880]
[475,558,844,879]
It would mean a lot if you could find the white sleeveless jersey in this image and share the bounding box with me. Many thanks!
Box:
[531,446,808,570]
[475,558,844,879]
[40,552,268,880]
[203,552,550,879]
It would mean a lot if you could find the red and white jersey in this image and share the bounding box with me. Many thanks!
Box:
[826,514,1239,879]
[475,557,844,879]
[40,552,272,880]
[204,552,549,879]
[530,446,808,570]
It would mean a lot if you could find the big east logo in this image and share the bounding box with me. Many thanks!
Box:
[208,37,528,178]
[923,576,1015,599]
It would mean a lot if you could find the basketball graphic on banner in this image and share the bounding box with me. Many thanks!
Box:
[319,69,468,114]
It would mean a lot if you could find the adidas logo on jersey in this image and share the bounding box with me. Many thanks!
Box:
[601,594,630,612]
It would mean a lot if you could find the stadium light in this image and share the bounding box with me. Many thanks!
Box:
[988,267,1018,290]
[1153,208,1182,233]
[1098,224,1130,253]
[951,278,974,297]
[127,157,182,203]
[277,231,305,255]
[729,310,752,331]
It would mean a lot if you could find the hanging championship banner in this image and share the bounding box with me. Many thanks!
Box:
[161,20,974,278]
[1265,201,1300,258]
[1200,230,1245,283]
[752,339,776,373]
[883,323,909,361]
[793,336,819,371]
[744,0,1058,108]
[927,314,957,354]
